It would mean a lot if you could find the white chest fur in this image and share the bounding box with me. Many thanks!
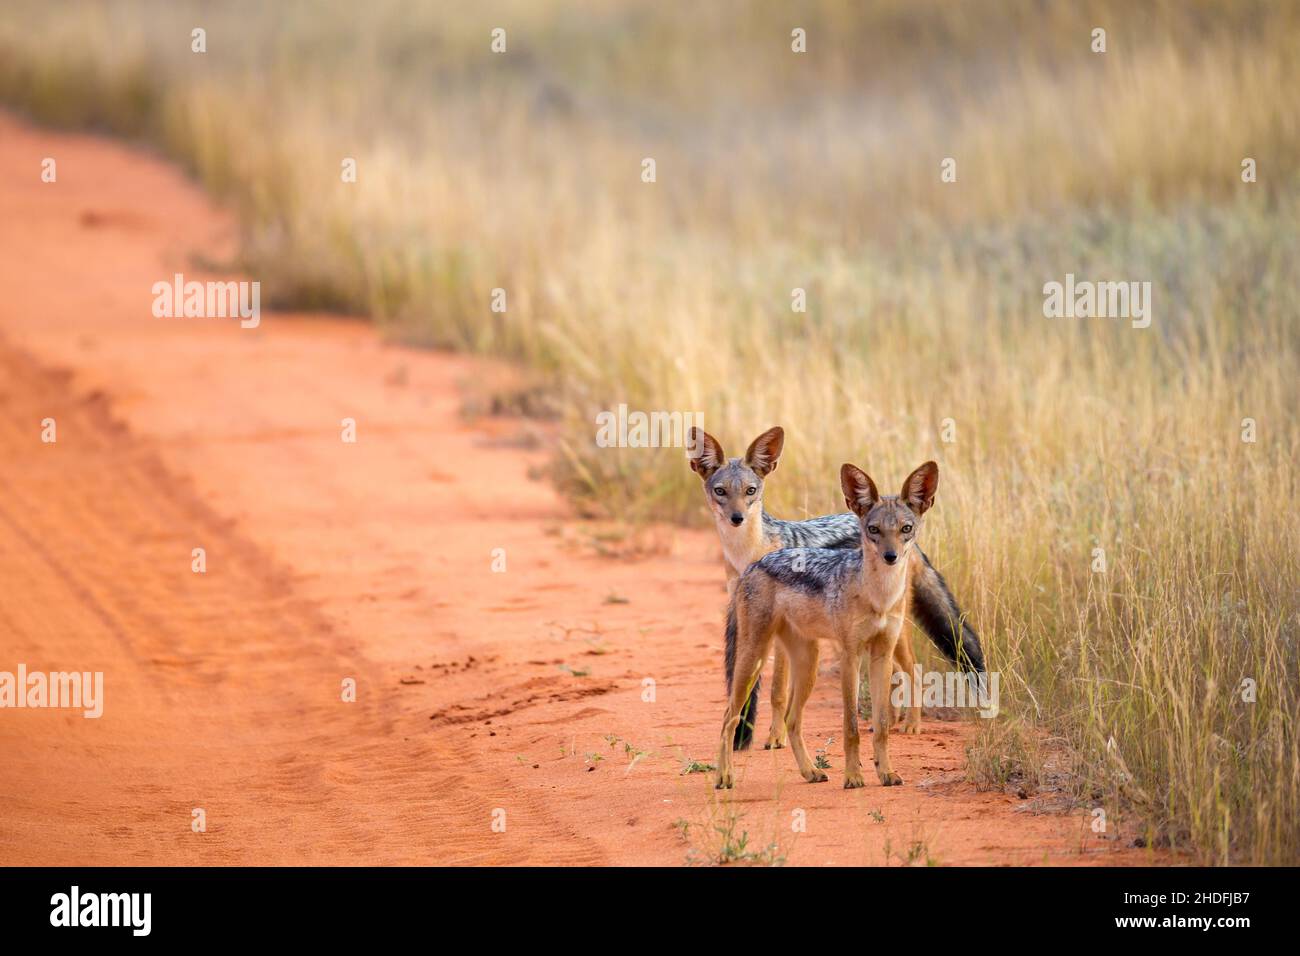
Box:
[715,515,768,577]
[856,554,908,619]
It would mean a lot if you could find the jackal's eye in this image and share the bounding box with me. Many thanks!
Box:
[867,525,880,535]
[902,524,913,534]
[714,487,726,497]
[745,486,757,496]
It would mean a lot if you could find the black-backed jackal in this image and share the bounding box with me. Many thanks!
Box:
[715,460,979,789]
[688,426,983,751]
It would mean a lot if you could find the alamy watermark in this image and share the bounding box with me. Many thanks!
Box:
[1043,273,1151,329]
[50,886,150,936]
[152,273,260,328]
[595,404,703,449]
[0,664,103,718]
[891,668,999,718]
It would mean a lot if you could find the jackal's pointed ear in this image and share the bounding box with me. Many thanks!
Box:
[687,427,726,479]
[840,463,879,517]
[743,426,784,478]
[900,461,939,516]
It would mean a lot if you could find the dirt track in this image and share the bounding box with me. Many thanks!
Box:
[0,113,1157,865]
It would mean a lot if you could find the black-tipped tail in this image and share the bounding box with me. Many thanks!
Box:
[910,549,986,673]
[724,599,759,749]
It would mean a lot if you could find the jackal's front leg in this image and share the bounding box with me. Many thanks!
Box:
[867,634,904,787]
[840,644,866,789]
[892,632,923,735]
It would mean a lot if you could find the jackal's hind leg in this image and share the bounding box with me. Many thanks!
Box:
[716,621,773,790]
[783,640,826,784]
[763,640,791,750]
[841,644,866,789]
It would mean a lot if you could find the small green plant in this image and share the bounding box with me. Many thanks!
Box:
[815,739,834,771]
[884,836,937,867]
[680,759,716,775]
[707,807,785,866]
[612,740,652,772]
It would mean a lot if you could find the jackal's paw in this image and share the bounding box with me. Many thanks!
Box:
[878,770,904,787]
[762,734,787,750]
[843,771,866,789]
[715,770,734,790]
[900,721,921,735]
[803,768,829,784]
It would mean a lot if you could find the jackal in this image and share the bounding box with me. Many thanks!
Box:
[716,460,975,789]
[688,427,983,751]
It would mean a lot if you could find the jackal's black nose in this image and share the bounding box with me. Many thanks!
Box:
[730,513,744,526]
[883,551,898,565]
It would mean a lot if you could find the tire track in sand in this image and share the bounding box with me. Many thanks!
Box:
[0,341,599,864]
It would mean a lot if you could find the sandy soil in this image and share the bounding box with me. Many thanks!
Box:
[0,113,1160,865]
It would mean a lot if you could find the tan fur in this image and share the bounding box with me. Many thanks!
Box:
[717,515,799,748]
[691,426,799,748]
[690,426,920,745]
[716,461,939,789]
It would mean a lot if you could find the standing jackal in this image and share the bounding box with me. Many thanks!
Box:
[689,426,983,751]
[716,461,974,789]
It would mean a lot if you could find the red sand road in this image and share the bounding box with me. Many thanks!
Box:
[0,113,1159,865]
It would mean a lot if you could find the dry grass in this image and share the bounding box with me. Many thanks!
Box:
[1,0,1296,863]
